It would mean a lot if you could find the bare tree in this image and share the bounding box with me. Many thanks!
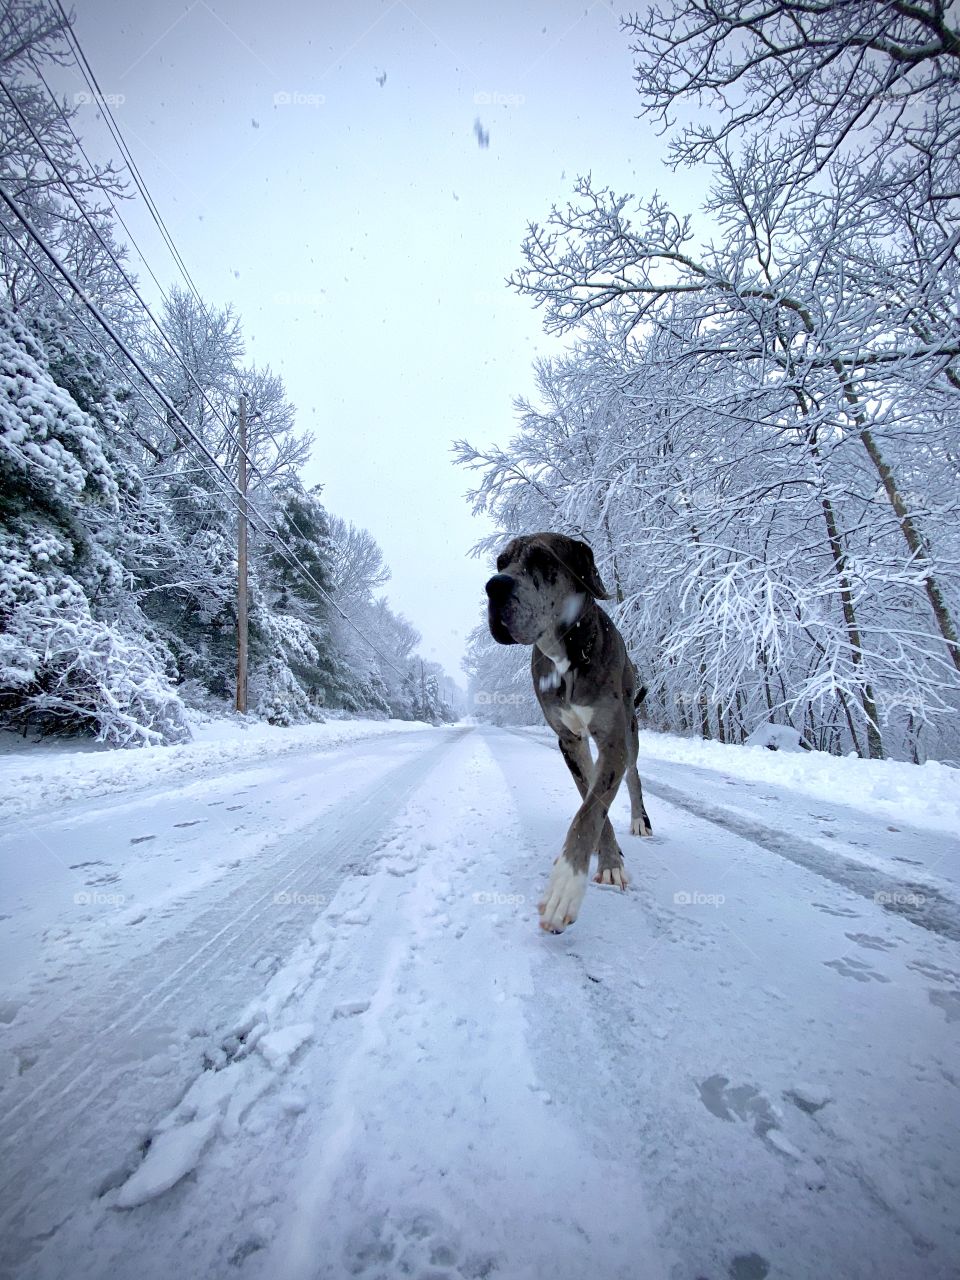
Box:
[625,0,960,196]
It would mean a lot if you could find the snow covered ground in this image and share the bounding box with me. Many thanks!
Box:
[1,724,958,1280]
[0,715,434,821]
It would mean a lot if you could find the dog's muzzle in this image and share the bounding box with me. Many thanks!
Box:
[486,573,518,645]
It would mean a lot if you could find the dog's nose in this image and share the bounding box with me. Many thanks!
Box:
[485,573,515,605]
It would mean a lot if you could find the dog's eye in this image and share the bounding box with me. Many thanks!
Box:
[525,549,555,584]
[496,553,509,572]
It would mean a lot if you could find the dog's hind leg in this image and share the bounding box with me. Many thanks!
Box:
[625,710,653,837]
[557,731,626,887]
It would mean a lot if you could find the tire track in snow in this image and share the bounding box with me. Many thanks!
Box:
[504,727,960,942]
[0,729,467,1273]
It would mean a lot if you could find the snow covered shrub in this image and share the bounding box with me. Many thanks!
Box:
[0,599,190,746]
[251,655,315,726]
[745,723,812,753]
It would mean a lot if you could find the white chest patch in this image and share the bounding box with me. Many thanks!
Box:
[538,656,570,693]
[558,702,594,737]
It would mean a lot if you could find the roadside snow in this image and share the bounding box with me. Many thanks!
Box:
[0,715,435,821]
[745,721,810,752]
[631,727,960,835]
[518,724,960,837]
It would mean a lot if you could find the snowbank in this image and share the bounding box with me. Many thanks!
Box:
[635,728,960,836]
[744,722,810,753]
[0,715,436,820]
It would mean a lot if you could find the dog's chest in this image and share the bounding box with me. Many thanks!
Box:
[537,646,596,739]
[557,700,594,738]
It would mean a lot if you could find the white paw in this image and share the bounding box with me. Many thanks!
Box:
[631,817,653,837]
[594,864,629,889]
[538,858,587,933]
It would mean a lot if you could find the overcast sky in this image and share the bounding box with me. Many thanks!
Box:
[59,0,709,682]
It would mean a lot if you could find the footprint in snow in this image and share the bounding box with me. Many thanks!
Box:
[173,820,204,828]
[784,1084,831,1115]
[928,989,960,1023]
[845,932,897,952]
[907,959,959,984]
[227,1236,266,1266]
[813,902,860,918]
[0,999,21,1024]
[729,1255,771,1280]
[85,870,120,887]
[697,1074,779,1138]
[130,835,156,845]
[824,955,891,983]
[344,1208,489,1279]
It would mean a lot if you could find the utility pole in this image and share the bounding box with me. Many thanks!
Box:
[236,393,248,714]
[420,659,427,720]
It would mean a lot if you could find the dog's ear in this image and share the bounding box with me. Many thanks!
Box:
[563,537,609,600]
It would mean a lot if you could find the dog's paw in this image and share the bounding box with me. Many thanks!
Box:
[538,857,587,933]
[594,864,629,890]
[631,817,653,837]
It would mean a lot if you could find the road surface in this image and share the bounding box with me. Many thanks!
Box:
[1,724,958,1280]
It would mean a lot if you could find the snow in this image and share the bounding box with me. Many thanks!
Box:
[0,713,434,821]
[256,1023,314,1069]
[1,723,958,1279]
[115,1113,221,1209]
[745,721,810,752]
[630,726,959,837]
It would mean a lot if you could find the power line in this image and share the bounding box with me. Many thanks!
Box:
[6,70,304,510]
[12,47,380,621]
[0,182,406,677]
[52,0,207,315]
[33,14,338,512]
[11,17,407,678]
[34,62,175,311]
[0,76,262,478]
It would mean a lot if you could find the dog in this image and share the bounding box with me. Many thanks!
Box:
[486,532,653,933]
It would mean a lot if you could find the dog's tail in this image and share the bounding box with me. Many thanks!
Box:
[634,685,648,708]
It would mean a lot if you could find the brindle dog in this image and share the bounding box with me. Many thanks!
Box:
[486,532,652,933]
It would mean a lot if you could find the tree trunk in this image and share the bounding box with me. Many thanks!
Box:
[857,425,960,675]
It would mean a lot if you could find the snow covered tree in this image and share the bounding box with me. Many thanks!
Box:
[0,298,188,743]
[458,1,959,761]
[0,16,458,742]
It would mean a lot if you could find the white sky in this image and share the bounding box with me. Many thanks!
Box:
[61,0,710,682]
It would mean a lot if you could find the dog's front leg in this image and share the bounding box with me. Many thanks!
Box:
[539,737,626,933]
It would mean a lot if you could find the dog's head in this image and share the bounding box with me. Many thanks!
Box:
[485,532,608,646]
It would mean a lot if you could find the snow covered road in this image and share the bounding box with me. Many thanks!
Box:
[1,725,958,1280]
